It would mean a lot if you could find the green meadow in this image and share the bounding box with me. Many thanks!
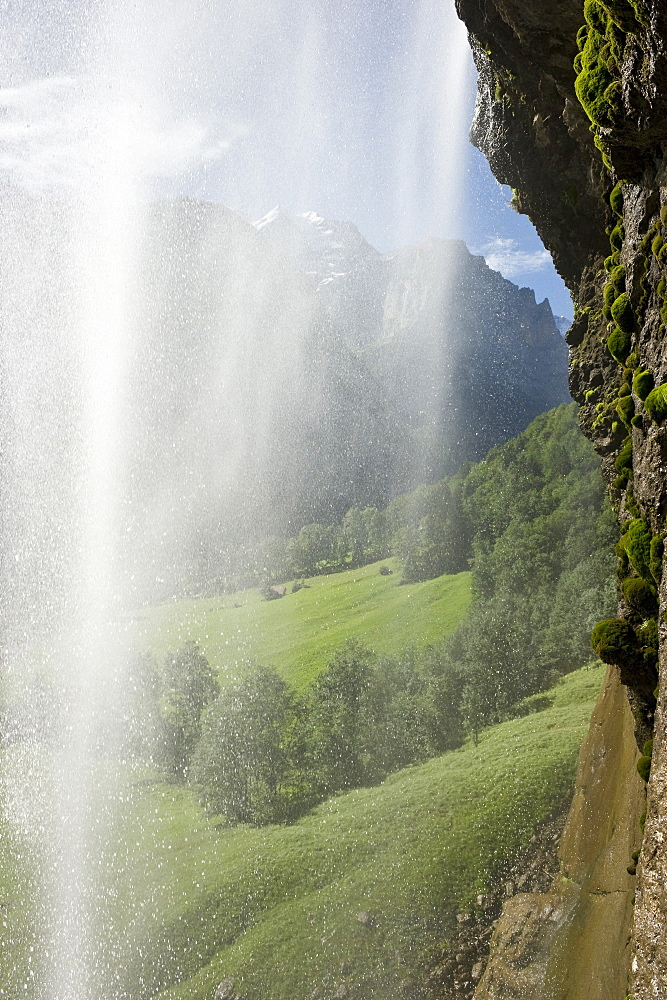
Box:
[134,559,472,687]
[98,665,603,1000]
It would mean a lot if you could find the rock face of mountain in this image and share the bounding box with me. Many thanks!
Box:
[250,205,569,493]
[0,194,569,608]
[454,0,667,996]
[120,201,570,592]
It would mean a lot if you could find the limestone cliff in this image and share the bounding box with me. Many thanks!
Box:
[454,0,667,996]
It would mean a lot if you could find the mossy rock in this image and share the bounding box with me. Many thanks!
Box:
[598,0,641,32]
[652,233,664,258]
[621,576,657,617]
[610,263,626,289]
[631,414,644,430]
[626,351,639,369]
[603,282,616,318]
[619,518,652,581]
[610,221,625,250]
[616,394,634,427]
[661,206,667,226]
[609,181,625,215]
[611,292,635,332]
[607,326,632,363]
[644,384,667,423]
[637,755,652,782]
[583,0,609,34]
[614,437,633,473]
[633,369,654,401]
[650,535,664,584]
[643,738,654,758]
[616,541,630,575]
[658,277,666,301]
[591,617,638,665]
[575,21,623,129]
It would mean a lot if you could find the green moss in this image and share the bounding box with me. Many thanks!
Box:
[584,0,609,33]
[591,617,638,664]
[610,263,626,288]
[616,540,630,574]
[607,326,632,363]
[604,252,621,271]
[611,292,635,332]
[633,369,654,401]
[610,221,625,250]
[643,739,654,758]
[658,278,666,301]
[625,351,639,370]
[637,755,651,781]
[609,182,624,216]
[650,536,664,584]
[661,206,667,226]
[631,414,644,430]
[616,394,634,427]
[575,17,624,130]
[644,384,667,423]
[624,485,641,519]
[621,576,657,617]
[652,233,664,258]
[603,282,617,318]
[598,0,640,32]
[619,518,652,581]
[614,436,633,474]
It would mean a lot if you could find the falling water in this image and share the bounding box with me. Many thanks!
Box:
[0,1,475,995]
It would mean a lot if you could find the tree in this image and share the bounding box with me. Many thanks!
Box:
[192,664,305,824]
[308,640,375,794]
[160,642,217,780]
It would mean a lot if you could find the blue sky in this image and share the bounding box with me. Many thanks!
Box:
[0,0,573,318]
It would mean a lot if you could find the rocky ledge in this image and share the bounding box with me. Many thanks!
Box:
[455,1,667,996]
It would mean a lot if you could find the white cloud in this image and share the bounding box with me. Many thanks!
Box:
[0,75,248,195]
[472,236,552,279]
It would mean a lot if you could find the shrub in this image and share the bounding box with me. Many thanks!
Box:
[607,326,632,363]
[611,292,635,333]
[379,565,392,576]
[633,369,654,401]
[591,617,638,665]
[644,384,667,423]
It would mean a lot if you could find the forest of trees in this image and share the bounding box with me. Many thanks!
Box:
[136,405,616,827]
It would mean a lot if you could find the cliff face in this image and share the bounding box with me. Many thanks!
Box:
[454,0,667,996]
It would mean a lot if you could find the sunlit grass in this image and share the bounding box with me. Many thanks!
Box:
[93,665,603,1000]
[134,559,472,688]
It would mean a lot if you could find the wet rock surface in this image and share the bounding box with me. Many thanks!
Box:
[453,1,667,993]
[424,812,567,999]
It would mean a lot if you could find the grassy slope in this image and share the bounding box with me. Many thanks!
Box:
[97,666,604,1000]
[133,559,472,688]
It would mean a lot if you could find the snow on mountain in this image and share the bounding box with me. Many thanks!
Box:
[252,206,380,290]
